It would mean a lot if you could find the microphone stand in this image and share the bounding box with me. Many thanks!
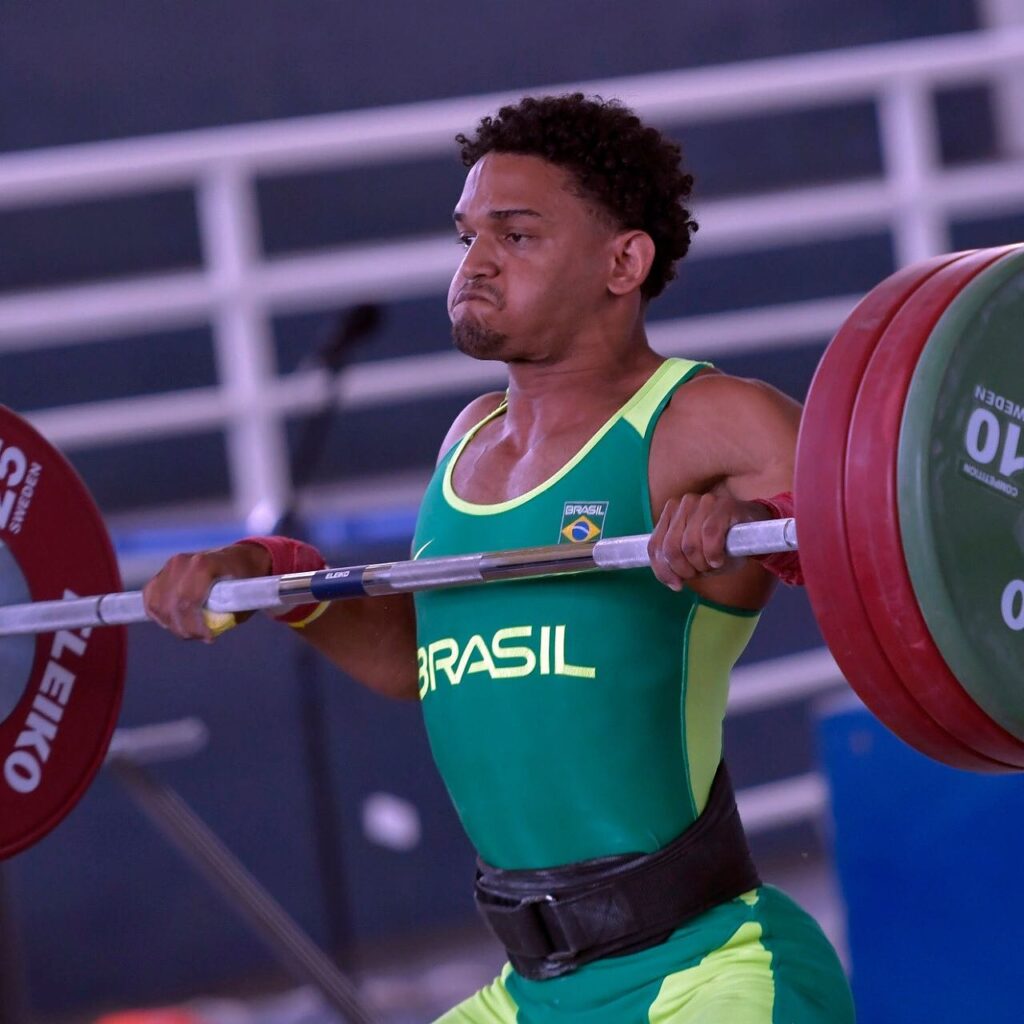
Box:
[271,305,381,967]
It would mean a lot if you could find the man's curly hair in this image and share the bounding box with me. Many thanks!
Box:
[456,93,697,299]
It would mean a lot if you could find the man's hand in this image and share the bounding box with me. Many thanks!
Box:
[143,543,271,641]
[648,492,771,592]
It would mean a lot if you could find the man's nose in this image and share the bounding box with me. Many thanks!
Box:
[459,235,498,278]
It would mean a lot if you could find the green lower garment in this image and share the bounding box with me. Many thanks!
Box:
[435,887,855,1024]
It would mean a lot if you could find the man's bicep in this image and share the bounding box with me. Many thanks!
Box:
[722,381,801,501]
[649,375,798,514]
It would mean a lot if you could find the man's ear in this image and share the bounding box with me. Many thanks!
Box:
[607,230,655,296]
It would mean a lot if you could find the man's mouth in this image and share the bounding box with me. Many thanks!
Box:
[454,287,501,308]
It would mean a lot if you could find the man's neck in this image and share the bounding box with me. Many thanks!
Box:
[499,334,662,445]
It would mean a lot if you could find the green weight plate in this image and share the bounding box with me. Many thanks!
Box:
[798,249,1010,771]
[846,245,1024,765]
[899,244,1024,738]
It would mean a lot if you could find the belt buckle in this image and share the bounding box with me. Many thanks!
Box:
[522,891,576,962]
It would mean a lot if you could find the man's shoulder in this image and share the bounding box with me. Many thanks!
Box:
[659,368,785,431]
[650,369,801,483]
[436,391,506,463]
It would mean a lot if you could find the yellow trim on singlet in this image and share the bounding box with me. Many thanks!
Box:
[623,358,701,436]
[683,601,760,815]
[442,359,701,516]
[647,919,775,1023]
[434,962,518,1023]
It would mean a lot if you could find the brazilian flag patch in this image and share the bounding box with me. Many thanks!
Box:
[559,501,609,543]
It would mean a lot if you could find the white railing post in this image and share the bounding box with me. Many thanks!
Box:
[198,164,292,529]
[878,78,949,266]
[5,27,1024,486]
[978,0,1024,156]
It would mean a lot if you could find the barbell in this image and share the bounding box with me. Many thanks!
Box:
[0,243,1022,859]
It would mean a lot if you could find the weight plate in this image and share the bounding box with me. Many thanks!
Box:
[846,245,1024,765]
[898,245,1024,738]
[797,250,1013,771]
[0,405,126,858]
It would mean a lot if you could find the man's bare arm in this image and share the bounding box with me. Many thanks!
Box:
[142,392,506,701]
[142,542,421,699]
[646,372,801,605]
[290,390,504,697]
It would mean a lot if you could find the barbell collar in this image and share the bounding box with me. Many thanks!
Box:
[725,515,798,557]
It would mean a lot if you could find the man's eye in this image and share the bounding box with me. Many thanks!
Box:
[456,234,474,248]
[505,232,525,243]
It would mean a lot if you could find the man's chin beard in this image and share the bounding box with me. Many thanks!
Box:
[451,319,509,360]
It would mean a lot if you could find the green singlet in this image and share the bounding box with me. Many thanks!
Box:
[412,358,855,1023]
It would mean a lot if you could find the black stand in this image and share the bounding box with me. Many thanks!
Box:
[109,757,376,1023]
[272,306,381,963]
[106,720,377,1023]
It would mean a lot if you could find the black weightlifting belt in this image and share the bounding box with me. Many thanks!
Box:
[473,762,760,980]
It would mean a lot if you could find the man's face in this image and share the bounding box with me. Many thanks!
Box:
[448,152,617,361]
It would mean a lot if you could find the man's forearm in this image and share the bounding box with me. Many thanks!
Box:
[301,593,420,700]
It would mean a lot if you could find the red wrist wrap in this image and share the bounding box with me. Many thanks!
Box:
[749,492,804,586]
[237,535,328,624]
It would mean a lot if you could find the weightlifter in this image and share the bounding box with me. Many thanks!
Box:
[145,95,856,1022]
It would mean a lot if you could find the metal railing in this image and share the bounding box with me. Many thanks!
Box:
[2,26,1024,526]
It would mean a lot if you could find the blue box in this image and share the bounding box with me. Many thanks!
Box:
[818,700,1024,1024]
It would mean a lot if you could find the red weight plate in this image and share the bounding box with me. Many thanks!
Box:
[796,251,1013,771]
[0,405,126,857]
[845,244,1024,766]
